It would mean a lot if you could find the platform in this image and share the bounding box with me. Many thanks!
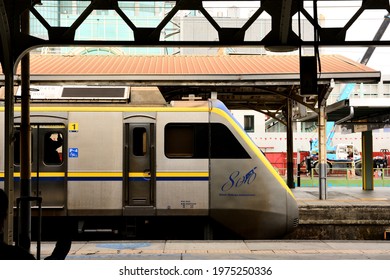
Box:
[289,186,390,240]
[30,239,390,260]
[25,186,390,260]
[21,187,390,274]
[292,186,390,206]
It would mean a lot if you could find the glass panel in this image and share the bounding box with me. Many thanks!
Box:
[244,115,254,132]
[165,123,250,159]
[13,131,34,165]
[14,131,20,165]
[133,127,147,156]
[211,123,250,159]
[44,132,63,165]
[165,124,194,157]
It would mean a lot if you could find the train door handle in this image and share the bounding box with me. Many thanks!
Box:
[143,169,151,180]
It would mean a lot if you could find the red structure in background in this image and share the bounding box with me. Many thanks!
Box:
[264,151,309,175]
[264,150,388,175]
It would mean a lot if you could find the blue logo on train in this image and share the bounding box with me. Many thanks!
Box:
[221,166,257,193]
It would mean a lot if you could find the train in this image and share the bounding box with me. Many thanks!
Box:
[0,86,299,239]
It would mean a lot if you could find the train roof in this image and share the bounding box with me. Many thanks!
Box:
[11,85,233,113]
[13,86,167,106]
[4,95,234,116]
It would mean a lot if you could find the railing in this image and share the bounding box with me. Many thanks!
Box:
[274,167,390,187]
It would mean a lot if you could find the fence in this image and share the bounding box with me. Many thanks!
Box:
[275,167,390,187]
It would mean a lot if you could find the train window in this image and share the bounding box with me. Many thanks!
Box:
[44,132,63,165]
[210,123,250,159]
[244,115,255,132]
[165,124,195,157]
[13,130,34,165]
[133,127,147,156]
[14,131,20,165]
[165,123,249,159]
[14,131,21,165]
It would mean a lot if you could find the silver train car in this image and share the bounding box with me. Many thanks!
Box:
[0,87,299,239]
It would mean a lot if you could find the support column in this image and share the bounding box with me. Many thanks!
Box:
[319,104,327,200]
[19,9,32,252]
[286,98,295,188]
[3,71,15,246]
[362,131,374,191]
[1,0,14,246]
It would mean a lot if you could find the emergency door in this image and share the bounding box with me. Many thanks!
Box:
[124,123,155,207]
[14,124,67,207]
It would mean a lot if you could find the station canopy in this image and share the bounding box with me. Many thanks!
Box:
[0,54,380,118]
[317,98,390,133]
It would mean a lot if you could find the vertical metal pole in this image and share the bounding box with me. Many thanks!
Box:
[19,9,32,252]
[297,149,301,187]
[1,0,14,246]
[4,71,15,246]
[286,98,295,188]
[362,131,374,190]
[319,104,327,200]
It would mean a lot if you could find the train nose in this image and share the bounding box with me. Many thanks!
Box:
[286,193,299,233]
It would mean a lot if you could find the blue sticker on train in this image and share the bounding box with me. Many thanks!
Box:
[69,148,79,158]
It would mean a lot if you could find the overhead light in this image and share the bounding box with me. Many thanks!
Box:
[265,45,298,52]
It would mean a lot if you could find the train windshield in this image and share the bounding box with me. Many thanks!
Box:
[165,123,250,159]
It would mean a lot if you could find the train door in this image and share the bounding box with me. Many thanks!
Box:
[14,124,67,208]
[124,123,155,209]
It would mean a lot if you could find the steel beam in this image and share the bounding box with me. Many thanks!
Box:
[6,0,390,59]
[286,98,295,189]
[319,104,327,200]
[362,131,374,191]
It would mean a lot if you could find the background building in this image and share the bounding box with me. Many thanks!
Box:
[28,1,390,155]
